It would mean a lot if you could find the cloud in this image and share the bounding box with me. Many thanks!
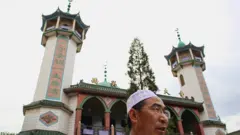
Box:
[222,113,240,133]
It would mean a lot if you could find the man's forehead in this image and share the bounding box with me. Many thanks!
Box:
[145,97,165,106]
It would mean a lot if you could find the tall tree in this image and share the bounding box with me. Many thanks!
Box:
[127,38,158,95]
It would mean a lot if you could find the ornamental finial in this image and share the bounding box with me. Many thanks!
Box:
[164,88,170,95]
[67,0,73,13]
[104,61,108,82]
[175,28,181,41]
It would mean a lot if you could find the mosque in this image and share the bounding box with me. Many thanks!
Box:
[18,2,226,135]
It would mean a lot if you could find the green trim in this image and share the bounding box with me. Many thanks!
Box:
[79,96,108,112]
[23,100,73,115]
[180,108,200,122]
[166,106,179,120]
[201,120,226,128]
[18,129,66,135]
[109,99,126,110]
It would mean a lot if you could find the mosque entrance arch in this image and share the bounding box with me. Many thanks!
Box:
[110,100,127,134]
[81,97,106,134]
[165,106,179,134]
[181,109,201,135]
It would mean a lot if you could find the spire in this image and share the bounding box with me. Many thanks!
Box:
[67,0,73,13]
[175,28,181,41]
[175,28,185,48]
[104,61,107,82]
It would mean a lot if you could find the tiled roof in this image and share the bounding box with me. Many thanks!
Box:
[64,81,127,98]
[18,129,65,135]
[64,81,203,110]
[201,120,226,129]
[23,100,73,115]
[164,42,205,63]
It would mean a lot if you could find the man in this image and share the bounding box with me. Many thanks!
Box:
[127,90,168,135]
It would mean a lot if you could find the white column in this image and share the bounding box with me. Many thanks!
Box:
[189,48,194,60]
[176,52,180,63]
[72,19,76,31]
[56,16,60,28]
[200,51,204,62]
[43,21,47,32]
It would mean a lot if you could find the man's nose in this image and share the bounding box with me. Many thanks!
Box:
[159,113,168,124]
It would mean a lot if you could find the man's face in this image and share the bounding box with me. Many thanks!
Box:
[130,97,169,135]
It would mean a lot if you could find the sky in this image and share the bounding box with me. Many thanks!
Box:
[0,0,239,133]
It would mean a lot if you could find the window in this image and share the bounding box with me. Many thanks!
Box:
[180,74,185,86]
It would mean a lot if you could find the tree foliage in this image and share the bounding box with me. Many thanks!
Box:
[127,38,158,95]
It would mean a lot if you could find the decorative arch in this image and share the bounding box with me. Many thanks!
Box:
[180,108,200,122]
[166,106,179,120]
[109,99,126,111]
[79,96,108,111]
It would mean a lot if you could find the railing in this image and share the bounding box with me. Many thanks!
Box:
[195,56,202,62]
[60,25,71,30]
[46,26,55,31]
[115,127,126,135]
[180,56,191,62]
[81,126,126,135]
[75,31,82,38]
[172,61,178,68]
[81,126,109,135]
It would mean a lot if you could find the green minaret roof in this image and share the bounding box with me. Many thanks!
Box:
[178,41,186,48]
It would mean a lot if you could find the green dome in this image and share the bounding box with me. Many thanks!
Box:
[178,41,186,48]
[98,80,119,88]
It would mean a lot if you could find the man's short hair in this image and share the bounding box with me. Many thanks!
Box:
[127,99,146,129]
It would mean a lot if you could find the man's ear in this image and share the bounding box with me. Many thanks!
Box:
[129,109,138,124]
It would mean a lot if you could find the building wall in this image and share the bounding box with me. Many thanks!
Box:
[61,39,77,105]
[177,64,209,121]
[68,96,77,135]
[22,107,70,134]
[33,37,57,102]
[204,127,226,135]
[21,108,40,131]
[33,36,77,105]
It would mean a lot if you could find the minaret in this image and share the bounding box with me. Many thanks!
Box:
[164,29,226,134]
[19,1,89,134]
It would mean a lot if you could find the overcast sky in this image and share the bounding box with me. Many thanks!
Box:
[0,0,239,133]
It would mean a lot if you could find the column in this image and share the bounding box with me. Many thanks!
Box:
[105,112,110,130]
[43,21,47,32]
[56,16,60,28]
[199,123,205,135]
[77,121,81,135]
[72,19,76,31]
[75,109,82,135]
[176,52,180,63]
[177,119,184,135]
[111,125,115,135]
[189,48,194,60]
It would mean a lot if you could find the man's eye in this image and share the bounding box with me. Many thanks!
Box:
[153,106,160,111]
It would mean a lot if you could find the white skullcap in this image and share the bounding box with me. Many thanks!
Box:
[126,90,159,114]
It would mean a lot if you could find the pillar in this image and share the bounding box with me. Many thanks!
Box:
[105,112,110,130]
[77,121,81,135]
[199,123,205,135]
[177,119,184,135]
[75,109,82,135]
[111,124,115,135]
[176,52,180,63]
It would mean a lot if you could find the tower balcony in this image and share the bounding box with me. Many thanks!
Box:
[41,27,83,53]
[171,57,206,77]
[40,8,90,53]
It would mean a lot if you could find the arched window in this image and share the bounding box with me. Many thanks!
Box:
[180,74,185,86]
